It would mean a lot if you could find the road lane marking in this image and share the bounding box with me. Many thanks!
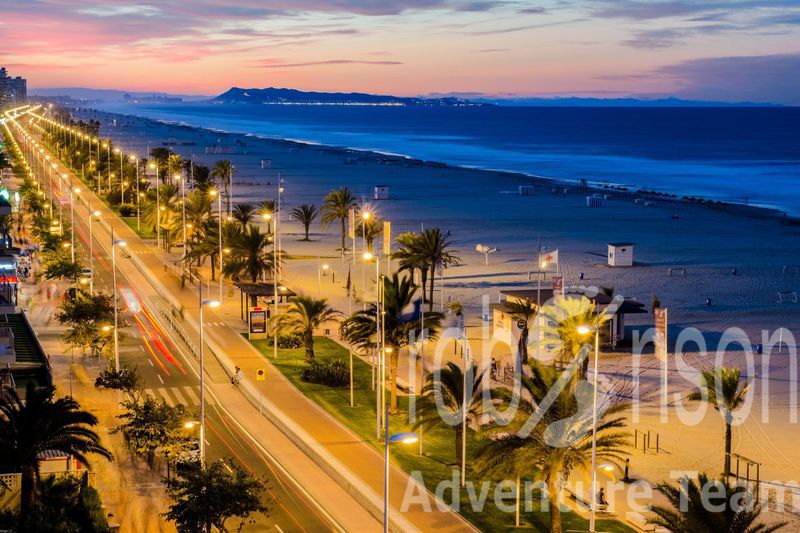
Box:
[157,387,174,406]
[157,374,164,385]
[183,386,200,404]
[170,387,188,405]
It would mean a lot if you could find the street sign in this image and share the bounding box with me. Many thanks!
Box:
[256,368,266,381]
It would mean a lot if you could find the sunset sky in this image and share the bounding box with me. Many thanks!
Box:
[3,0,800,103]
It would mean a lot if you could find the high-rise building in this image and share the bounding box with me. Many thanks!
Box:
[0,68,27,107]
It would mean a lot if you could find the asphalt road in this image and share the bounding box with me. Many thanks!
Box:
[67,198,331,532]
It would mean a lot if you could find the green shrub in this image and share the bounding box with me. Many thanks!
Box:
[266,331,304,349]
[301,360,349,387]
[118,203,136,217]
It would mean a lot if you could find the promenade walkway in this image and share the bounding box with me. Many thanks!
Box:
[17,121,474,532]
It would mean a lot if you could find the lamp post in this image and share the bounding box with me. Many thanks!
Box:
[149,163,161,248]
[198,284,221,467]
[103,142,110,193]
[361,209,371,306]
[384,420,418,533]
[210,189,223,300]
[111,229,127,372]
[177,173,186,260]
[89,207,101,294]
[69,187,80,263]
[114,147,122,197]
[364,251,383,438]
[576,324,601,533]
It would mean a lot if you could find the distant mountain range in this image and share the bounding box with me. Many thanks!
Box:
[29,86,785,107]
[425,93,783,107]
[211,87,482,106]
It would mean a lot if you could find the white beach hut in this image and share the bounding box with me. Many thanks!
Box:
[374,185,389,200]
[608,242,634,267]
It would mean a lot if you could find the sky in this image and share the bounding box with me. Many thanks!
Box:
[2,0,800,104]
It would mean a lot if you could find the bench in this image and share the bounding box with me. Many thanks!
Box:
[667,268,686,277]
[625,511,654,531]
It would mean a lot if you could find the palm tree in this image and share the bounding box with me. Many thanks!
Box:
[167,153,183,181]
[321,187,357,252]
[650,473,785,533]
[416,228,460,311]
[393,232,429,299]
[211,160,233,214]
[540,295,608,377]
[223,224,278,283]
[341,273,443,413]
[475,362,630,533]
[503,298,537,365]
[0,383,112,517]
[357,215,383,252]
[258,199,277,233]
[232,203,256,228]
[414,362,488,469]
[183,190,213,241]
[276,296,342,362]
[688,366,750,476]
[290,204,318,241]
[142,182,179,249]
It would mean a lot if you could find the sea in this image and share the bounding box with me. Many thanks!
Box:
[91,102,800,215]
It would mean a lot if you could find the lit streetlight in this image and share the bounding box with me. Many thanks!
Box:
[577,323,601,533]
[111,230,127,372]
[384,424,417,533]
[198,287,221,467]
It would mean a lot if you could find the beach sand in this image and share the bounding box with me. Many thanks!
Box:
[78,107,800,526]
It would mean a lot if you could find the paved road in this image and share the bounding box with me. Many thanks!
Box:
[68,192,332,532]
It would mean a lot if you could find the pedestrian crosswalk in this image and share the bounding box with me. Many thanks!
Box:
[143,386,213,407]
[204,321,226,327]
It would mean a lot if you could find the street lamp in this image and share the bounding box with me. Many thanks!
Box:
[69,187,80,263]
[176,174,186,260]
[198,287,221,467]
[384,422,417,533]
[210,189,223,300]
[576,323,601,533]
[111,230,127,372]
[88,208,101,294]
[149,163,161,248]
[364,251,385,437]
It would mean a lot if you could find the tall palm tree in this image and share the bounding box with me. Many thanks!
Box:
[393,232,429,300]
[232,203,256,228]
[142,182,179,249]
[167,153,183,181]
[688,366,750,476]
[475,362,629,533]
[276,296,342,362]
[357,215,383,252]
[223,224,278,283]
[321,187,357,252]
[183,190,213,241]
[211,160,233,214]
[290,204,318,241]
[503,298,537,365]
[0,383,112,517]
[416,228,460,311]
[650,473,785,533]
[415,362,488,469]
[540,295,608,377]
[258,199,277,233]
[341,273,443,413]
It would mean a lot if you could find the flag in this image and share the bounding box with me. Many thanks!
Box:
[383,220,391,255]
[540,248,558,269]
[348,208,355,239]
[345,266,351,296]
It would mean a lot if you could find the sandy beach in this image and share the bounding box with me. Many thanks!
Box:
[75,107,800,526]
